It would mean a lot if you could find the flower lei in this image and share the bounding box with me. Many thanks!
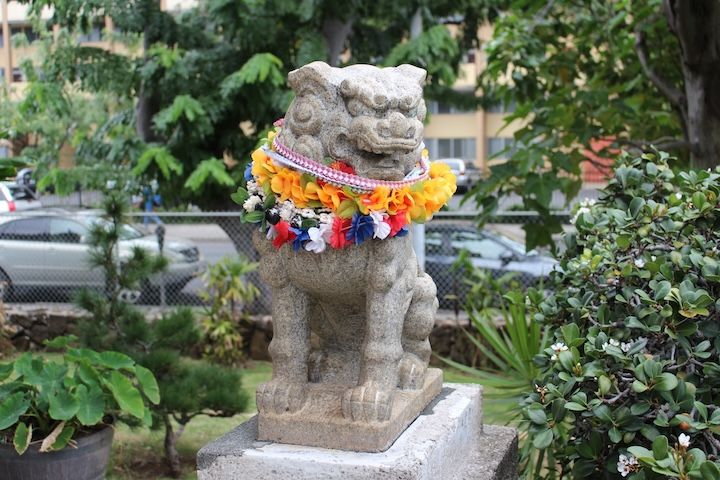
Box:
[233,125,457,253]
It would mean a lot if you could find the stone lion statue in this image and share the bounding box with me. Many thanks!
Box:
[253,62,439,427]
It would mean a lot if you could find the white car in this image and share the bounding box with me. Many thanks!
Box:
[0,211,206,300]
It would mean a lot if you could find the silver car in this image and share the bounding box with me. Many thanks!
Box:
[0,211,206,300]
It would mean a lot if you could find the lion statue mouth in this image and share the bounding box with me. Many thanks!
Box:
[277,62,427,183]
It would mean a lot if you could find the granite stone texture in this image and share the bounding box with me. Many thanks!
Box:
[252,62,441,450]
[197,384,518,480]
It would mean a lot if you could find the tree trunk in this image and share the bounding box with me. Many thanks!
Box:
[322,17,353,67]
[663,0,720,168]
[136,23,157,143]
[163,414,183,478]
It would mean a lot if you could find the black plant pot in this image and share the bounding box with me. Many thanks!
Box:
[0,427,114,480]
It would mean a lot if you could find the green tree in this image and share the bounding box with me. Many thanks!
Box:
[472,0,720,250]
[12,0,492,246]
[75,191,248,477]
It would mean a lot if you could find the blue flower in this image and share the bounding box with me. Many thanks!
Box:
[395,226,409,237]
[244,162,254,181]
[290,227,309,251]
[346,213,374,245]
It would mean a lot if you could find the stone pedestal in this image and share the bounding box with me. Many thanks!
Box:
[197,384,518,480]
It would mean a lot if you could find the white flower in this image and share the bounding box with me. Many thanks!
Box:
[266,223,278,241]
[620,342,632,353]
[369,211,391,240]
[318,213,334,225]
[634,258,646,268]
[279,201,295,222]
[299,208,317,219]
[675,192,682,200]
[246,180,260,194]
[603,338,620,351]
[651,255,657,261]
[242,195,262,212]
[304,224,332,253]
[550,342,568,361]
[617,454,639,477]
[678,433,690,448]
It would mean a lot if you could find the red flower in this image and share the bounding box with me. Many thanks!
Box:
[330,161,355,175]
[329,217,351,249]
[272,221,296,249]
[387,214,407,236]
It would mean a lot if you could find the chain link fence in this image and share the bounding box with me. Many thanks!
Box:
[0,208,571,313]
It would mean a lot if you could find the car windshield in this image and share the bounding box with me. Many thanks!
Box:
[83,217,144,240]
[441,159,462,170]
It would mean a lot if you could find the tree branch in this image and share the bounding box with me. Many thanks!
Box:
[617,136,689,152]
[634,22,687,124]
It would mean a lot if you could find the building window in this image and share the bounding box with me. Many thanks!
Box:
[9,26,38,43]
[425,138,476,161]
[0,68,4,82]
[79,23,103,43]
[426,100,474,115]
[12,68,25,82]
[462,49,476,64]
[0,29,3,48]
[486,99,516,113]
[487,137,516,159]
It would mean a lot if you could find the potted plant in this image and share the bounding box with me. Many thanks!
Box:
[0,335,159,480]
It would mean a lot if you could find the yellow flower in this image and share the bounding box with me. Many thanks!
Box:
[251,148,277,186]
[359,187,390,214]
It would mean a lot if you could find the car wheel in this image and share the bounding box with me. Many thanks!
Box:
[0,269,13,302]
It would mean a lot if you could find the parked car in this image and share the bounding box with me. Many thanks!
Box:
[0,183,16,213]
[15,167,36,193]
[425,223,558,308]
[1,182,41,210]
[0,210,206,301]
[437,158,478,193]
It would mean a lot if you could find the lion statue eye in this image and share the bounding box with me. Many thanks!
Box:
[346,99,373,117]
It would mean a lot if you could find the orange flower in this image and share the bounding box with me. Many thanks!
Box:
[305,182,345,210]
[387,187,414,216]
[270,169,308,207]
[359,187,390,214]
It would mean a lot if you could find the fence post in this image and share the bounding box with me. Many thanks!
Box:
[412,224,425,272]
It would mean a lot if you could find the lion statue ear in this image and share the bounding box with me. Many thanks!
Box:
[394,64,427,86]
[288,61,335,96]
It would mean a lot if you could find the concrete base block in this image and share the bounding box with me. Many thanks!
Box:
[197,383,518,480]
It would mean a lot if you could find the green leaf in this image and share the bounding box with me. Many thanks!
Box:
[75,385,105,426]
[135,365,160,405]
[527,407,547,425]
[184,158,235,192]
[0,392,30,430]
[608,427,622,443]
[243,211,264,223]
[700,461,720,480]
[0,363,13,381]
[628,446,653,462]
[652,435,669,460]
[532,429,553,449]
[220,53,284,98]
[13,422,32,455]
[44,335,78,349]
[49,390,80,421]
[105,371,146,419]
[134,146,183,180]
[98,351,135,370]
[654,373,678,392]
[337,199,359,219]
[230,187,249,206]
[564,402,586,411]
[51,425,75,451]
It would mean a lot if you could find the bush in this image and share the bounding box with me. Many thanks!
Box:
[199,256,259,365]
[523,152,720,479]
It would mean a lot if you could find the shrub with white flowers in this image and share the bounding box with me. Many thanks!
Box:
[523,152,720,479]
